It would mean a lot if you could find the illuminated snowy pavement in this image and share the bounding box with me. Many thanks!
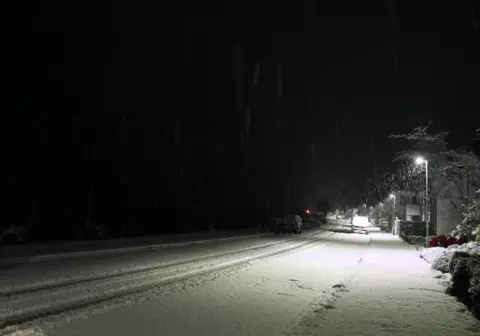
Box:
[289,234,480,336]
[5,232,479,336]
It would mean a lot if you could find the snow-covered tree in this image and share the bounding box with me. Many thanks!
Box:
[452,199,480,241]
[389,123,480,201]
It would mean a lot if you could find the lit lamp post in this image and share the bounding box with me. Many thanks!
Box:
[390,194,396,235]
[415,156,429,246]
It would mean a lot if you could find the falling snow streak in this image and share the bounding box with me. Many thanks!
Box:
[245,108,251,139]
[253,62,260,87]
[385,0,399,33]
[234,41,245,115]
[173,123,180,142]
[467,4,479,30]
[277,62,283,99]
[385,0,400,68]
[275,61,283,132]
[181,16,195,65]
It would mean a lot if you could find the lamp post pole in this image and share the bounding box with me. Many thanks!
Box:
[390,194,396,235]
[425,160,429,245]
[416,157,429,246]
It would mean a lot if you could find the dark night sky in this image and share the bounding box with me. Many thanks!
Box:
[4,0,480,238]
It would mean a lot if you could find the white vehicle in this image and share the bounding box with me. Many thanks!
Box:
[352,215,369,235]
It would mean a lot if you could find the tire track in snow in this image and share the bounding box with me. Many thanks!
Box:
[287,235,371,336]
[0,231,335,328]
[0,229,324,296]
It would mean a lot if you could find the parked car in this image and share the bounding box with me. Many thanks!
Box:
[301,211,325,224]
[379,220,389,232]
[352,215,369,235]
[277,213,303,234]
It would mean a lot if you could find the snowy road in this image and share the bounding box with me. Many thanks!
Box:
[2,231,479,336]
[0,228,329,326]
[0,229,322,290]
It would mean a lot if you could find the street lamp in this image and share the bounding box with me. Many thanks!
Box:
[415,156,429,246]
[390,194,396,234]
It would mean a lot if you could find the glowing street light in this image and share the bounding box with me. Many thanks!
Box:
[415,156,429,246]
[415,157,425,165]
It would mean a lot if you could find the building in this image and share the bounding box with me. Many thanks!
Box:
[390,190,420,220]
[430,178,478,236]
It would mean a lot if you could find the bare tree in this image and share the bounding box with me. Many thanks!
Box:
[389,122,480,201]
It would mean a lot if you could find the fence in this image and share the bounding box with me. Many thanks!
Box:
[398,220,435,247]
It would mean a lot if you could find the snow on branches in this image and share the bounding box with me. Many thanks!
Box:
[388,123,480,241]
[388,122,480,197]
[452,199,480,241]
[389,122,450,161]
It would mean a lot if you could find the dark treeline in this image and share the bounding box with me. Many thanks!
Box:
[4,1,480,241]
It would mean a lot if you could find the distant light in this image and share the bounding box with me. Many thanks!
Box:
[306,209,310,215]
[415,157,425,164]
[390,194,395,198]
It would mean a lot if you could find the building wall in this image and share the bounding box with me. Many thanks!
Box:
[391,190,418,220]
[435,198,461,235]
[406,204,421,221]
[433,180,478,235]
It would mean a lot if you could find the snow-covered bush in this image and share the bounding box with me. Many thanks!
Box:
[452,199,480,241]
[205,222,216,231]
[420,247,446,264]
[447,244,480,319]
[421,242,480,318]
[408,235,426,247]
[471,263,480,319]
[420,246,457,273]
[456,241,480,256]
[0,225,29,245]
[83,221,110,240]
[431,249,456,273]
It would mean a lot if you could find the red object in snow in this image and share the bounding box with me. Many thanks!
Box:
[429,235,465,248]
[429,235,447,248]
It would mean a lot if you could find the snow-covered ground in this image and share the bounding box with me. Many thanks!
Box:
[0,232,320,290]
[419,241,480,318]
[0,228,274,263]
[289,235,479,335]
[420,242,480,273]
[0,229,331,327]
[3,231,478,336]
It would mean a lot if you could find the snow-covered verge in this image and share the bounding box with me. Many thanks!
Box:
[0,325,44,336]
[420,242,480,319]
[322,225,356,234]
[3,233,478,336]
[0,228,273,265]
[0,231,333,328]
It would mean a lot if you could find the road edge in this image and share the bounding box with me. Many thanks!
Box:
[0,231,335,328]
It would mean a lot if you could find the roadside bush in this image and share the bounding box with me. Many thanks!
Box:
[0,225,29,245]
[447,250,480,318]
[422,242,480,319]
[431,249,455,273]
